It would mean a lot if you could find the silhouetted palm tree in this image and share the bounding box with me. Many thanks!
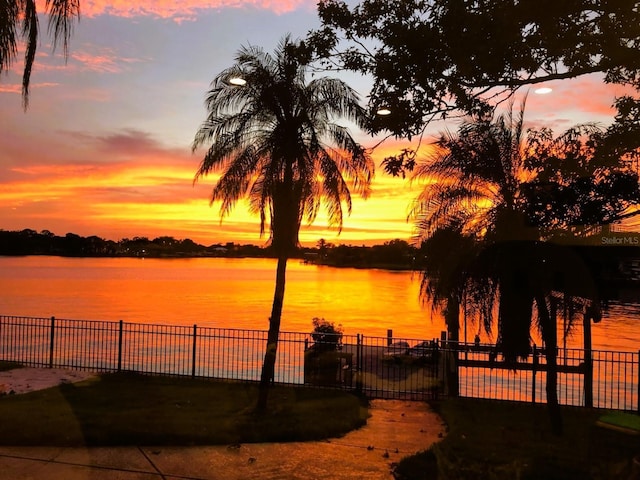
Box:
[192,36,373,411]
[1,0,80,109]
[412,103,602,434]
[412,102,538,353]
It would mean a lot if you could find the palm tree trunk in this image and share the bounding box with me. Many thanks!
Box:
[537,295,563,435]
[257,255,288,412]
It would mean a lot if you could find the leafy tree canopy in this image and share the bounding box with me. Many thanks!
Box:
[522,122,640,232]
[307,0,640,138]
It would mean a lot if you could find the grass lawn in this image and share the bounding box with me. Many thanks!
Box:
[0,371,368,446]
[393,398,640,480]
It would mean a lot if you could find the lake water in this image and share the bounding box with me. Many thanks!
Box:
[1,256,639,352]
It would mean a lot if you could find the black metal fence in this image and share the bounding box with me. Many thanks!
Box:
[0,315,638,412]
[454,344,640,411]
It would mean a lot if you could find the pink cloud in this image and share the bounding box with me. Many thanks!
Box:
[36,0,310,20]
[69,49,143,73]
[0,84,23,94]
[6,41,145,77]
[0,82,59,94]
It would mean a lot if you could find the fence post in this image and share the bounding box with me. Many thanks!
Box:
[49,316,55,368]
[192,324,197,379]
[532,344,537,404]
[356,334,363,394]
[117,320,123,372]
[583,311,593,408]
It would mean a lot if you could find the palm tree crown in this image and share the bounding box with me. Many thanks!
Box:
[1,0,80,109]
[411,103,534,243]
[193,37,373,255]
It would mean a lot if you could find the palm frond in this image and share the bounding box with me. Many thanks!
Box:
[45,0,80,55]
[209,146,262,217]
[0,0,19,75]
[21,0,38,110]
[3,0,79,109]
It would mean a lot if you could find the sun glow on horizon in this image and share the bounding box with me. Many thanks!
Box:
[1,148,418,246]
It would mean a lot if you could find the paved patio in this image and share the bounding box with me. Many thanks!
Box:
[0,399,445,479]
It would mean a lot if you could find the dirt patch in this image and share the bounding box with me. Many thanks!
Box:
[0,367,97,395]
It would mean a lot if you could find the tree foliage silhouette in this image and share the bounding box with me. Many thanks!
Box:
[309,0,640,138]
[411,103,633,433]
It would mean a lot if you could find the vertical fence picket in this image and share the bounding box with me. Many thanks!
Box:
[117,320,123,372]
[583,313,594,408]
[532,345,537,404]
[356,334,362,393]
[49,316,55,368]
[192,324,197,379]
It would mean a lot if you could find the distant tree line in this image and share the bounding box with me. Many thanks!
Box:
[0,229,266,259]
[0,229,421,267]
[310,238,419,270]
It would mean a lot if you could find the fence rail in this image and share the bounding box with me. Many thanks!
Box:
[0,315,638,412]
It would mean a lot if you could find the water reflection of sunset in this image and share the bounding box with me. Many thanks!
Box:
[0,256,442,338]
[2,256,639,353]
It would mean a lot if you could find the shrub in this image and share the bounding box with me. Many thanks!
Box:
[310,317,343,352]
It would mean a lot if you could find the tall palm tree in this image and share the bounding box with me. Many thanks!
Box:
[1,0,80,109]
[412,103,602,434]
[192,36,373,411]
[412,102,537,354]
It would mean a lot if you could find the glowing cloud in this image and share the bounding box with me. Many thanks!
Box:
[0,84,21,94]
[0,82,59,94]
[51,0,310,19]
[70,48,145,74]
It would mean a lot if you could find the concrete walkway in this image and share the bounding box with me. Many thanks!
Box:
[0,400,445,479]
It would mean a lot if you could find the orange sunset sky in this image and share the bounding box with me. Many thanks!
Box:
[0,0,632,247]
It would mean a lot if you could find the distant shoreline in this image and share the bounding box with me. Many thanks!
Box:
[0,230,420,270]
